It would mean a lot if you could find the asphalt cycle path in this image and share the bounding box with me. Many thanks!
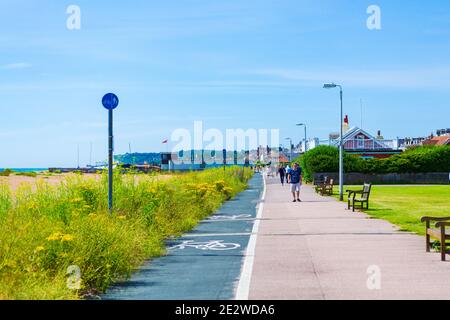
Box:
[103,173,264,300]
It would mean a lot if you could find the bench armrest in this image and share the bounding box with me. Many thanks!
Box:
[421,216,450,223]
[347,190,363,195]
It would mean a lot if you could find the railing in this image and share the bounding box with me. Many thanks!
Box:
[326,139,398,150]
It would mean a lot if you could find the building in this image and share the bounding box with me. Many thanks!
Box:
[398,129,450,149]
[397,137,427,150]
[422,135,450,146]
[330,126,402,159]
[437,128,450,137]
[278,154,290,165]
[305,138,322,152]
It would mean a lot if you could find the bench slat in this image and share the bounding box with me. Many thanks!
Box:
[427,229,450,239]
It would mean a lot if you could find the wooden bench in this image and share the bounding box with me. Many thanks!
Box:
[421,216,450,261]
[314,176,328,193]
[347,183,372,212]
[320,179,334,196]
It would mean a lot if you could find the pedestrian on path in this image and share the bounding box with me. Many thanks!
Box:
[285,164,291,184]
[288,163,302,202]
[278,165,286,186]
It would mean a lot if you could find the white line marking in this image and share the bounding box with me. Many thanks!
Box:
[235,174,267,300]
[184,233,252,237]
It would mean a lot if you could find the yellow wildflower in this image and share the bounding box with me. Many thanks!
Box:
[35,246,45,252]
[117,216,126,220]
[61,234,75,242]
[47,232,64,242]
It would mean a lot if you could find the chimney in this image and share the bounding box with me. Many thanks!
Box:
[343,115,350,133]
[376,130,384,140]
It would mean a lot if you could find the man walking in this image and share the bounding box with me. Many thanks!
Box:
[288,163,302,202]
[278,165,286,186]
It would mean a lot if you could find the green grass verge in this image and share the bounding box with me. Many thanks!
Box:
[333,185,450,235]
[0,167,253,300]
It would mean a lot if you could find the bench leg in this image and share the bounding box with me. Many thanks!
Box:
[426,222,431,253]
[441,226,446,261]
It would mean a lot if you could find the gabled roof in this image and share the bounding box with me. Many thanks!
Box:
[342,127,379,141]
[423,136,450,146]
[331,127,388,148]
[279,154,290,163]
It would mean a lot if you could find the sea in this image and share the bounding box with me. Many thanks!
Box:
[0,168,47,173]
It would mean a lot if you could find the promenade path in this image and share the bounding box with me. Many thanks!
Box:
[247,176,450,300]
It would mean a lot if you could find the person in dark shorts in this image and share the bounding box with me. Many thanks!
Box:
[288,163,303,202]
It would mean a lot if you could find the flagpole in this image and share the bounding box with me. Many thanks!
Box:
[162,139,170,171]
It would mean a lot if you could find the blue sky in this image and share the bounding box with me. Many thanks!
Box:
[1,0,450,167]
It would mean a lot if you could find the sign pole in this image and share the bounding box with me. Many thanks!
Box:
[108,109,113,212]
[102,93,119,214]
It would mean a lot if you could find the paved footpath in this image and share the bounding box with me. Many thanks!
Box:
[247,176,450,300]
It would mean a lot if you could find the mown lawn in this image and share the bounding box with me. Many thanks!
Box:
[335,185,450,235]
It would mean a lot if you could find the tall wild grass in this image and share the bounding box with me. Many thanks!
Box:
[0,167,253,300]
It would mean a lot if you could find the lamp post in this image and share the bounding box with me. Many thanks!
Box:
[285,138,293,162]
[296,123,307,153]
[323,83,344,201]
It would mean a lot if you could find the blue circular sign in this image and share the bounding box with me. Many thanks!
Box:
[102,93,119,110]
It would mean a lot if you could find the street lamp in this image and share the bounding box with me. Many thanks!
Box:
[285,138,293,162]
[323,83,344,201]
[296,123,307,153]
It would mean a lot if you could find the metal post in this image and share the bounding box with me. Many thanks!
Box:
[323,83,345,200]
[304,125,307,152]
[296,124,308,153]
[102,93,119,213]
[290,139,293,162]
[339,87,344,201]
[77,144,80,169]
[108,109,113,212]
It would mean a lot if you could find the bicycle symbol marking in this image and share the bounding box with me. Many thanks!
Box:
[209,214,252,220]
[168,240,241,251]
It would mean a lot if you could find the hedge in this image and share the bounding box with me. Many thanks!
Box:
[294,145,450,183]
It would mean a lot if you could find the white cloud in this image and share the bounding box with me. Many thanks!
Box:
[1,62,32,70]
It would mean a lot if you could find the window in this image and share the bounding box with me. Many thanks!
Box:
[357,135,365,149]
